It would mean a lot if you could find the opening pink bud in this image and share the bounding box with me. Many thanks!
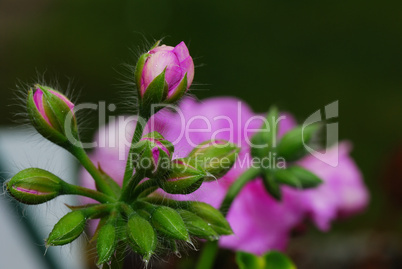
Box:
[141,41,194,98]
[142,137,172,166]
[7,168,63,205]
[32,87,75,128]
[28,85,78,145]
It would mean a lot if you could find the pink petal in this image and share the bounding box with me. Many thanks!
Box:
[142,51,180,91]
[179,56,194,89]
[33,89,51,125]
[298,142,369,231]
[150,45,174,54]
[173,41,190,62]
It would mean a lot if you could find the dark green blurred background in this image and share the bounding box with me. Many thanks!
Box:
[1,0,401,268]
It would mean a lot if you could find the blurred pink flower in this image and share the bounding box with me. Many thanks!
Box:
[80,97,369,255]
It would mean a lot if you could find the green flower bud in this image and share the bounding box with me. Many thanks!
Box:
[177,209,218,241]
[159,157,207,194]
[262,171,282,201]
[251,106,279,161]
[187,202,233,235]
[189,139,240,180]
[96,222,118,265]
[275,166,322,189]
[139,198,233,235]
[7,168,63,205]
[27,85,77,146]
[126,213,157,262]
[150,206,189,242]
[131,132,173,179]
[277,124,319,162]
[46,210,86,246]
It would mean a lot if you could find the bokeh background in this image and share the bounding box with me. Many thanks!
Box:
[1,0,401,268]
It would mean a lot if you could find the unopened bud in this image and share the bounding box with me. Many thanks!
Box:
[187,202,233,235]
[46,210,86,246]
[189,139,239,179]
[136,41,194,116]
[27,85,77,145]
[177,209,218,241]
[7,168,63,205]
[158,158,206,194]
[131,132,173,178]
[126,212,157,262]
[96,222,118,265]
[277,124,319,162]
[275,166,322,189]
[150,206,189,242]
[262,171,282,201]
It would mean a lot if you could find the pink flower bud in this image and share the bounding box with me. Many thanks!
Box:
[132,132,174,178]
[140,41,194,101]
[27,85,77,145]
[32,86,75,128]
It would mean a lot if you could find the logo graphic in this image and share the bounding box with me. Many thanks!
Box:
[302,101,339,167]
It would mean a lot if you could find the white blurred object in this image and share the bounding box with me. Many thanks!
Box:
[0,126,86,269]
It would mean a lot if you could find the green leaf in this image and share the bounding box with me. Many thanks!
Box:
[134,52,150,94]
[236,252,262,269]
[166,73,187,103]
[141,69,168,116]
[236,251,296,269]
[264,251,296,269]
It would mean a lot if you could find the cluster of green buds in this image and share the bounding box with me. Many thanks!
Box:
[250,106,323,200]
[6,41,240,268]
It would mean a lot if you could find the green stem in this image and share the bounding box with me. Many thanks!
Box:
[120,203,135,216]
[138,186,158,198]
[120,171,145,202]
[80,203,118,219]
[196,241,219,269]
[63,183,114,203]
[122,117,147,188]
[69,145,114,196]
[196,166,260,269]
[219,166,260,217]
